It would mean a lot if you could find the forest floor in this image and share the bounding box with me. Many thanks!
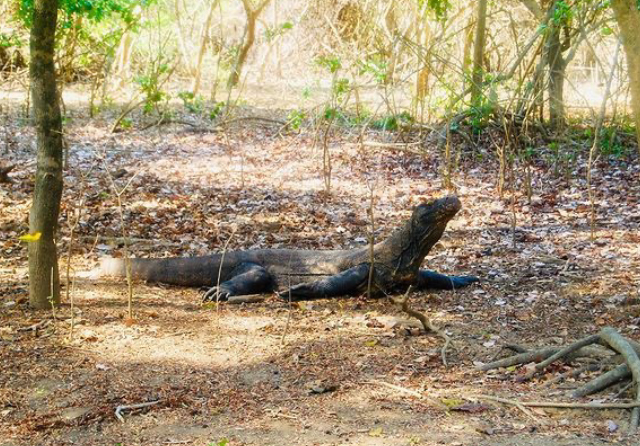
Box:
[1,89,640,446]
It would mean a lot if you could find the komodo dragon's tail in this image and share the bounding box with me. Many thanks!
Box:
[98,258,126,277]
[92,256,220,287]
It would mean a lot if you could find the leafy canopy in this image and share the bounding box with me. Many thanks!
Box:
[18,0,152,26]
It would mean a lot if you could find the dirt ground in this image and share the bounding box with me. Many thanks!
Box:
[1,89,640,446]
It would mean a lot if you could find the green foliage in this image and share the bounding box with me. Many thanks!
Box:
[287,109,306,130]
[315,55,342,74]
[467,104,493,133]
[522,146,536,162]
[264,21,293,41]
[209,101,224,120]
[324,106,338,121]
[552,1,572,25]
[207,439,229,446]
[119,117,133,129]
[12,0,151,83]
[178,91,204,114]
[333,78,350,100]
[0,33,22,48]
[18,0,150,27]
[134,63,169,114]
[581,124,634,158]
[371,111,413,131]
[600,25,613,36]
[358,55,387,84]
[467,87,497,133]
[417,0,451,19]
[599,126,625,157]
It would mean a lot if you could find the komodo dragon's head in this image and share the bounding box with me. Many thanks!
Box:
[410,195,461,253]
[413,195,461,227]
[382,195,462,279]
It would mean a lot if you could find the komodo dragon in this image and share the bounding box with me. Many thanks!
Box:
[98,195,478,300]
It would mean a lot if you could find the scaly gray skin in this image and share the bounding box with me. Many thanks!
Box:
[98,195,478,300]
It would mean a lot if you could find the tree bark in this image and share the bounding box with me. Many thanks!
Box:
[611,0,640,151]
[546,16,566,129]
[471,0,488,105]
[227,0,271,89]
[28,0,64,309]
[191,0,219,95]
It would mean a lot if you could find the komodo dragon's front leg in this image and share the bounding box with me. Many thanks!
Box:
[278,264,370,300]
[416,269,479,290]
[202,262,273,301]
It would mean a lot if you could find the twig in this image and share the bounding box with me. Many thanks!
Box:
[99,155,143,320]
[363,380,444,408]
[390,286,451,367]
[366,180,377,299]
[115,400,162,422]
[110,99,145,133]
[474,395,640,410]
[280,252,294,346]
[17,320,50,332]
[215,226,237,314]
[472,395,543,423]
[218,116,286,127]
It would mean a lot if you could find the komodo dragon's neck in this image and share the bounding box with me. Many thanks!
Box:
[362,195,461,284]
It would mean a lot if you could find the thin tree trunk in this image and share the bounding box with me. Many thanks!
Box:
[228,0,271,89]
[471,0,487,104]
[611,0,640,152]
[112,31,133,89]
[192,0,219,95]
[546,19,566,129]
[174,0,194,75]
[28,0,64,309]
[462,13,474,88]
[414,2,430,115]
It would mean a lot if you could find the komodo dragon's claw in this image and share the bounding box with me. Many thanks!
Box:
[202,286,230,302]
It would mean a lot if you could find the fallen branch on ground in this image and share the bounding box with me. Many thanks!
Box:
[115,400,162,422]
[479,326,640,434]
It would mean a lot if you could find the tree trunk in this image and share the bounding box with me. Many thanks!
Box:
[28,0,64,309]
[192,0,219,95]
[471,0,488,105]
[174,0,194,75]
[112,31,133,89]
[546,20,566,129]
[228,0,270,89]
[611,0,640,151]
[462,13,474,87]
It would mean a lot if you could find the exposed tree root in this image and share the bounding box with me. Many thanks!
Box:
[478,326,640,434]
